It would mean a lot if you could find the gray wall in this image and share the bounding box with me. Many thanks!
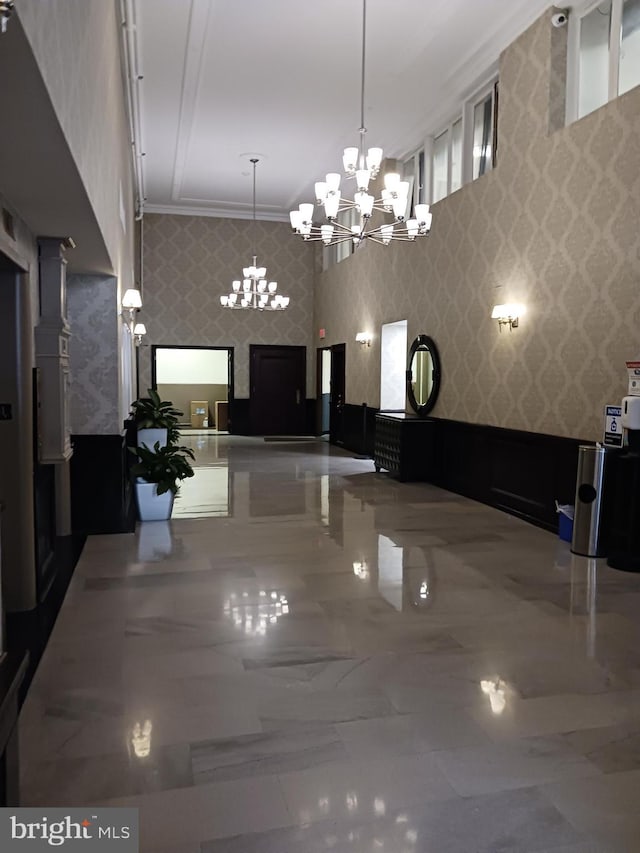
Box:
[17,0,136,288]
[314,9,640,442]
[141,215,315,399]
[67,274,121,434]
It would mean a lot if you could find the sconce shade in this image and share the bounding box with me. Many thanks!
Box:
[491,303,525,320]
[491,303,525,331]
[122,288,142,309]
[133,323,146,336]
[355,332,372,347]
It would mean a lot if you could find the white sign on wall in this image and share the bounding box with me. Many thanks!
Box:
[603,404,623,447]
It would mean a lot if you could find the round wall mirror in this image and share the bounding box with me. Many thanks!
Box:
[407,335,441,417]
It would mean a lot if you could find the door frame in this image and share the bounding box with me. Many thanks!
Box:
[316,346,332,436]
[329,342,346,446]
[150,344,234,432]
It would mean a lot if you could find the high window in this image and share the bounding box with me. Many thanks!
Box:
[471,83,498,180]
[402,148,425,215]
[569,0,640,121]
[425,77,497,205]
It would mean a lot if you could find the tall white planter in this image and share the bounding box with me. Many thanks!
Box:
[137,428,168,450]
[135,479,174,521]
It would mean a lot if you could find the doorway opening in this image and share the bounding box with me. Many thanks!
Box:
[151,345,233,432]
[315,343,346,446]
[380,320,408,411]
[316,347,332,435]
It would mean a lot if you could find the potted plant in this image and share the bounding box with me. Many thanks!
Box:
[130,442,195,521]
[130,388,183,449]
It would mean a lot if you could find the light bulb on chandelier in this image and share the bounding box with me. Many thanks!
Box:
[289,0,432,249]
[220,159,291,311]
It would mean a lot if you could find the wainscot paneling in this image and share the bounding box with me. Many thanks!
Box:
[70,434,135,535]
[341,403,378,457]
[230,399,250,435]
[232,398,316,436]
[431,419,585,531]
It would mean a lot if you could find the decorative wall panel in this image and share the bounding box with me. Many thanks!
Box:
[67,274,120,434]
[17,0,135,285]
[315,9,640,442]
[140,215,314,398]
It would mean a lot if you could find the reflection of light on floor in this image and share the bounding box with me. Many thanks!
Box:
[172,465,229,518]
[353,560,369,580]
[302,795,418,849]
[223,590,289,637]
[321,474,329,526]
[378,534,403,611]
[480,678,507,714]
[130,720,153,757]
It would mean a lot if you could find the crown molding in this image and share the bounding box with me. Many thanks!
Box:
[143,204,290,222]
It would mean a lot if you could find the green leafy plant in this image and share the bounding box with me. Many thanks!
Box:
[130,388,183,431]
[130,442,195,495]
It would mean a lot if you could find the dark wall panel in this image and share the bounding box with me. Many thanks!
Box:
[230,399,250,435]
[70,434,135,535]
[431,419,584,530]
[335,413,583,532]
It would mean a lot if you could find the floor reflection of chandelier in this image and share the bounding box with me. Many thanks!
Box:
[220,158,290,311]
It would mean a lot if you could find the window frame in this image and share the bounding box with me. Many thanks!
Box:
[464,78,499,184]
[402,147,425,215]
[566,0,633,123]
[421,74,498,205]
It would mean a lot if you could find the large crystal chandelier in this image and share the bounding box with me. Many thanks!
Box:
[220,159,290,311]
[289,0,432,248]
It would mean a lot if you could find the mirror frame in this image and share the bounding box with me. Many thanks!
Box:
[406,334,441,417]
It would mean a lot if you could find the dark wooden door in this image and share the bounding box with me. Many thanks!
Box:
[329,343,346,446]
[250,345,306,435]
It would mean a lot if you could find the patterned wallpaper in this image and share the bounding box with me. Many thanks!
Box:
[67,274,121,434]
[140,215,315,398]
[315,9,640,442]
[17,0,135,289]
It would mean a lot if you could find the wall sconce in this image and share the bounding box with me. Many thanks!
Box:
[122,288,142,322]
[133,322,146,345]
[491,303,525,331]
[355,332,372,347]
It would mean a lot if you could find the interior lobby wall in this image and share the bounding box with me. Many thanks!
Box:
[67,274,121,434]
[140,215,315,399]
[315,8,640,442]
[17,0,136,290]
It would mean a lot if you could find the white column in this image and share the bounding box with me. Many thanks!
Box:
[35,238,73,535]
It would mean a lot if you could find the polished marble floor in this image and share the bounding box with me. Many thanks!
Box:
[19,435,640,852]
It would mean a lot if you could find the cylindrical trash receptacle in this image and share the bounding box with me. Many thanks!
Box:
[571,445,616,557]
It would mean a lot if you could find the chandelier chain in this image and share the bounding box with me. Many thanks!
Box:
[359,0,367,139]
[250,157,258,257]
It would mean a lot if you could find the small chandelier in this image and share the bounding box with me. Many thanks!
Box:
[289,0,432,248]
[220,158,290,311]
[1,1,14,34]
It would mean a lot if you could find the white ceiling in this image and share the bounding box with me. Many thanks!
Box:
[135,0,554,222]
